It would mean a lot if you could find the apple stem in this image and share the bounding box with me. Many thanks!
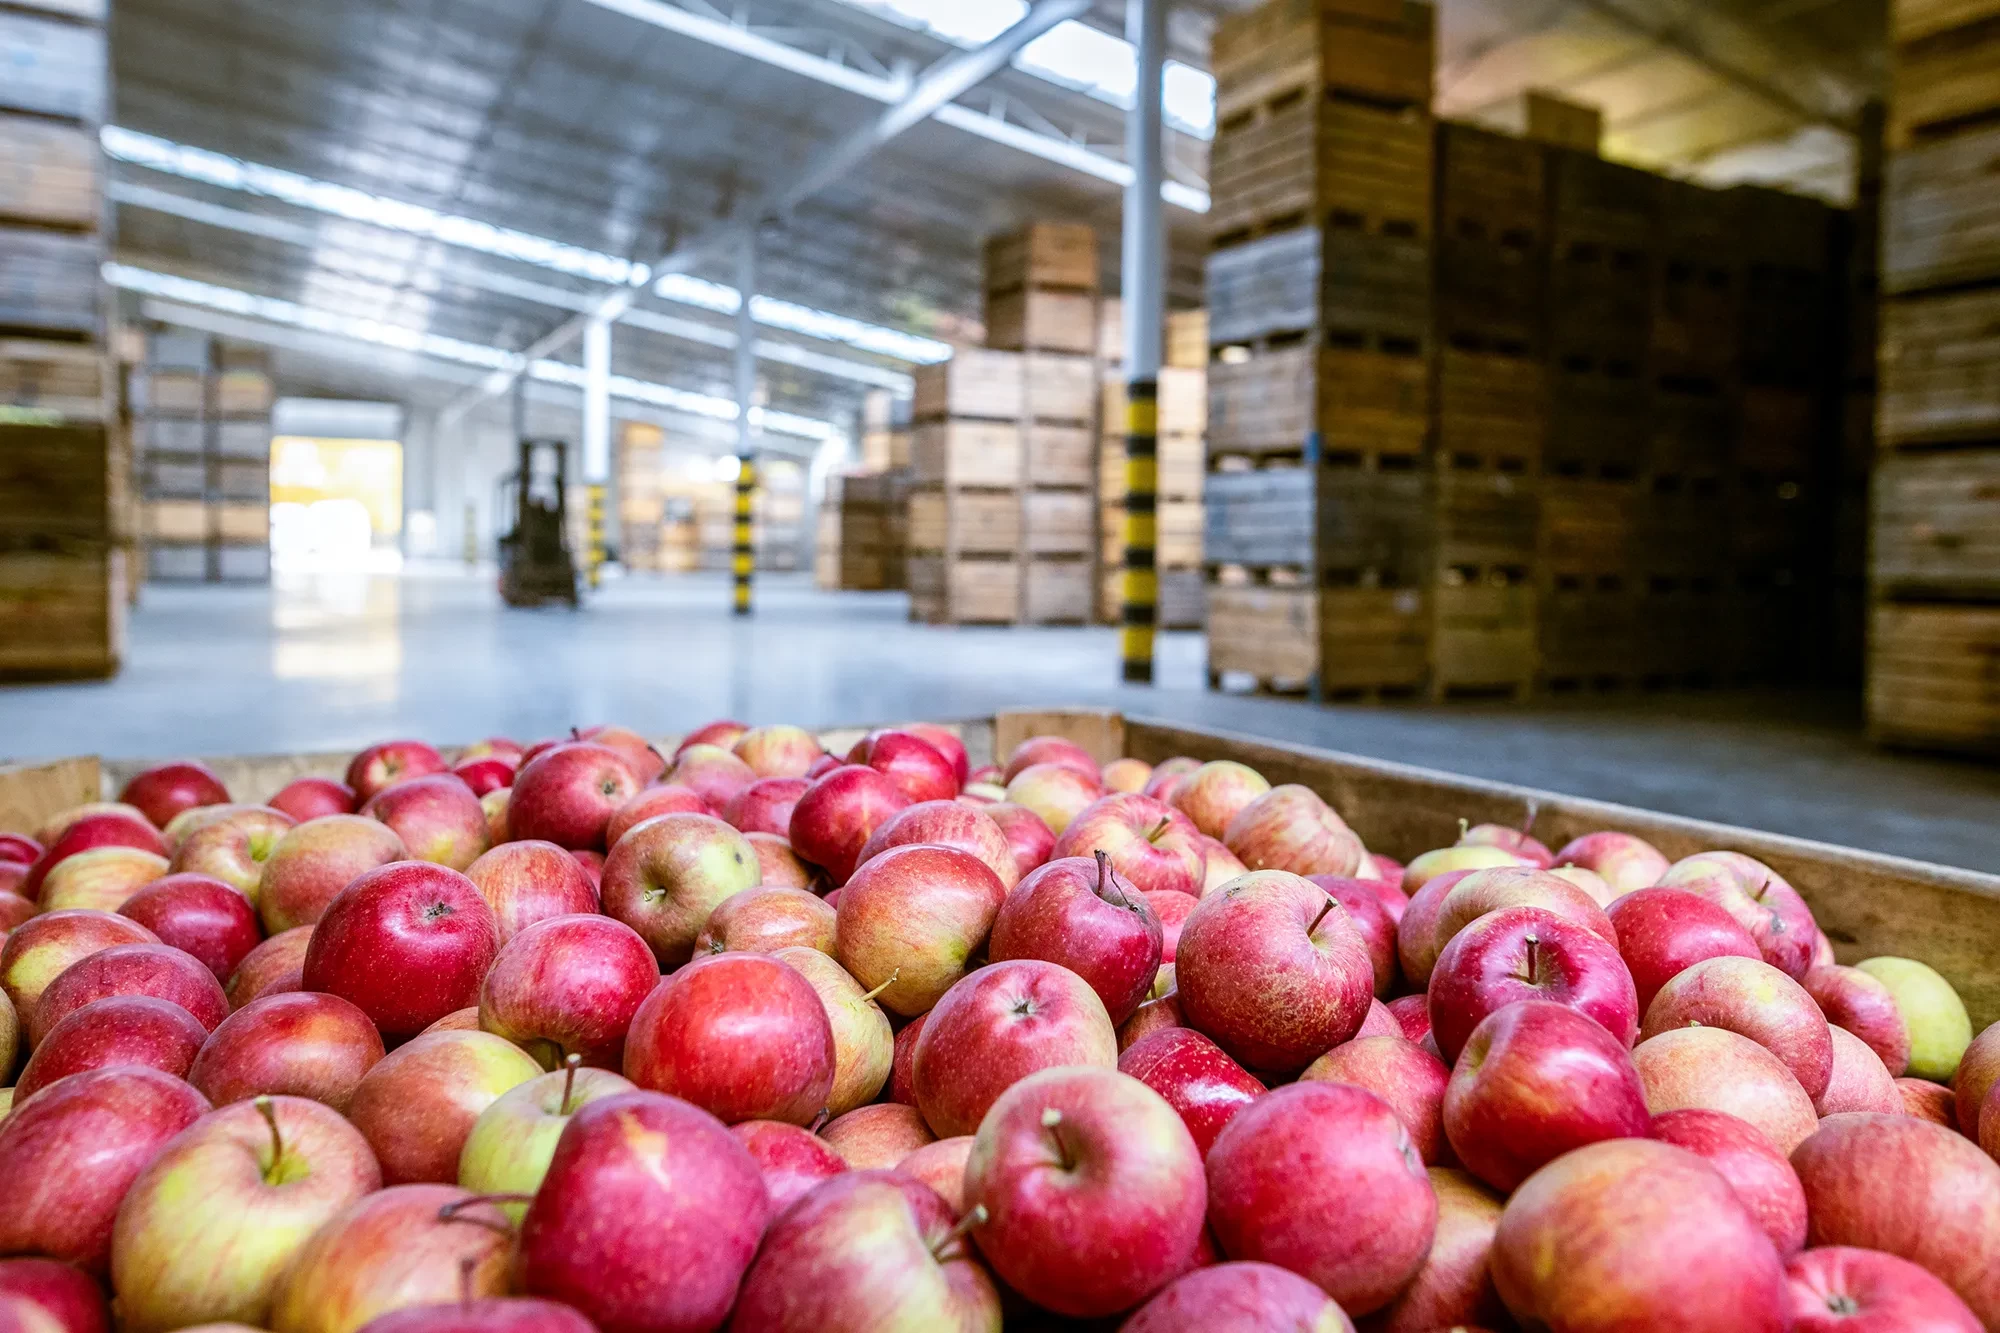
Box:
[929,1204,989,1259]
[1306,894,1338,939]
[1519,801,1539,836]
[1523,931,1540,982]
[560,1052,582,1116]
[1094,849,1135,910]
[1457,817,1470,841]
[858,969,901,1004]
[1041,1107,1076,1170]
[254,1095,285,1178]
[810,1107,831,1134]
[459,1257,477,1309]
[436,1195,532,1236]
[1144,816,1172,844]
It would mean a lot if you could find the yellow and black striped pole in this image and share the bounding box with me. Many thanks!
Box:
[586,483,606,590]
[732,455,756,616]
[1121,378,1158,684]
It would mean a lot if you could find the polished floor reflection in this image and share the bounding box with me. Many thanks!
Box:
[3,568,1996,873]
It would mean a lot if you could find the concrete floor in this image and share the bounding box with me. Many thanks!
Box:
[2,567,1996,874]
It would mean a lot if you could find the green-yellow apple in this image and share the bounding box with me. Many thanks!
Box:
[772,945,891,1116]
[599,812,759,967]
[169,808,297,902]
[1855,957,1972,1083]
[457,1058,634,1220]
[345,1030,541,1184]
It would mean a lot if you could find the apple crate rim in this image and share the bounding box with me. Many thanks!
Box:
[6,706,1999,1026]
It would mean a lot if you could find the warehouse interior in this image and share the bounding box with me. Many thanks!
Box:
[3,0,1999,872]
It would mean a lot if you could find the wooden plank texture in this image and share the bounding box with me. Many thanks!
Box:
[1873,450,2000,596]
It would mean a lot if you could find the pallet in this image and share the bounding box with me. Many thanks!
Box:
[1023,556,1094,625]
[1207,344,1431,463]
[0,336,106,421]
[1209,95,1433,249]
[1546,353,1648,478]
[1878,285,2000,446]
[0,223,99,338]
[908,553,1020,625]
[1873,449,2000,597]
[1211,0,1435,123]
[985,288,1097,357]
[0,113,95,230]
[1892,17,2000,147]
[0,8,105,123]
[1885,120,2000,293]
[0,420,108,544]
[1433,572,1537,701]
[0,545,122,679]
[984,224,1098,295]
[1205,582,1322,689]
[1868,601,2000,753]
[1437,345,1548,472]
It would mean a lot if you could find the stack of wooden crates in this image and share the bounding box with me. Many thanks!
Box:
[1097,304,1209,629]
[1870,0,2000,753]
[817,390,910,591]
[0,0,122,677]
[1203,0,1438,695]
[133,333,275,583]
[908,225,1097,624]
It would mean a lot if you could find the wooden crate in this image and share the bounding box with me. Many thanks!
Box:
[1652,181,1744,383]
[1515,91,1603,154]
[1437,348,1547,470]
[1896,0,2000,43]
[0,421,107,543]
[1873,449,2000,596]
[1647,381,1735,474]
[1206,581,1321,691]
[1636,475,1729,578]
[1208,345,1430,462]
[984,224,1098,295]
[1539,478,1638,573]
[1024,354,1095,424]
[0,8,105,123]
[1102,368,1207,439]
[0,114,95,230]
[907,488,1017,557]
[1204,467,1317,569]
[914,420,1020,488]
[1316,464,1431,585]
[1321,586,1430,695]
[1101,498,1202,568]
[1436,124,1548,350]
[1549,149,1660,250]
[1208,227,1323,346]
[1323,227,1432,352]
[1885,120,2000,293]
[1025,421,1094,488]
[1546,353,1648,478]
[1098,305,1210,369]
[1879,286,2000,445]
[986,289,1097,357]
[1436,468,1540,571]
[1538,579,1639,687]
[0,337,105,419]
[1100,433,1204,503]
[1211,0,1435,122]
[914,349,1023,421]
[1098,566,1206,630]
[0,224,98,337]
[908,554,1019,625]
[1869,602,2000,754]
[1209,96,1432,248]
[1892,19,2000,146]
[1025,490,1093,558]
[1433,575,1538,698]
[0,545,122,678]
[1023,556,1093,625]
[860,429,910,471]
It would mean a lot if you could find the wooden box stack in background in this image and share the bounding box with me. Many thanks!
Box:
[134,333,274,584]
[1204,0,1437,695]
[1098,303,1208,629]
[860,389,911,472]
[616,422,668,571]
[1871,0,2000,754]
[0,0,121,677]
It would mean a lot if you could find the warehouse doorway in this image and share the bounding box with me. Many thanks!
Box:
[268,435,404,573]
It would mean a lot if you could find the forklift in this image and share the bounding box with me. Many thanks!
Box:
[496,437,579,608]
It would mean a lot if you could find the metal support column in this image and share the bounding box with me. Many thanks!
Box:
[733,232,759,617]
[1121,0,1167,685]
[582,315,612,589]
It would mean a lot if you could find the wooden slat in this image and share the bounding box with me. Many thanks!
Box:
[1884,121,2000,293]
[1896,0,2000,44]
[1873,450,2000,596]
[0,755,99,836]
[1880,286,2000,446]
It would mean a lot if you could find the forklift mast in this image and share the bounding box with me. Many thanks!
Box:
[497,437,579,608]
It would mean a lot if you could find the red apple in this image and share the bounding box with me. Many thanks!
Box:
[0,1065,209,1275]
[1458,820,1554,869]
[506,743,642,851]
[839,731,954,806]
[1120,990,1187,1052]
[1428,905,1638,1065]
[1140,756,1200,801]
[1222,785,1364,878]
[190,991,386,1111]
[25,812,168,899]
[1792,1113,2000,1326]
[720,777,811,837]
[984,802,1055,880]
[1442,999,1650,1192]
[118,762,231,830]
[1818,1025,1901,1116]
[728,1120,848,1213]
[0,910,159,1020]
[451,758,514,798]
[1785,1245,1983,1333]
[1194,834,1248,896]
[346,1030,542,1184]
[352,1297,592,1333]
[890,1013,925,1105]
[38,847,171,914]
[460,841,597,943]
[1144,889,1198,964]
[0,883,28,925]
[0,834,40,864]
[1305,875,1400,997]
[29,942,227,1047]
[225,926,312,1010]
[481,789,510,846]
[1372,851,1406,885]
[895,1135,974,1212]
[746,833,814,889]
[773,946,893,1115]
[1124,1262,1353,1333]
[1053,794,1204,899]
[15,995,208,1104]
[0,1258,110,1333]
[1606,885,1763,1012]
[599,811,759,967]
[1491,1138,1789,1331]
[664,744,757,815]
[1302,1033,1448,1165]
[1387,993,1431,1045]
[820,1103,935,1169]
[1170,761,1271,840]
[728,725,823,780]
[964,1065,1205,1317]
[1000,736,1099,786]
[1119,1026,1265,1157]
[267,1185,512,1333]
[1805,964,1912,1078]
[517,1091,770,1333]
[1207,1080,1436,1316]
[856,800,1019,890]
[1550,863,1617,907]
[1396,868,1477,989]
[1658,851,1818,979]
[117,874,261,983]
[362,777,487,872]
[674,718,749,757]
[1633,1025,1820,1153]
[1553,829,1672,894]
[1954,1022,2000,1138]
[1900,1077,1956,1126]
[478,913,659,1070]
[267,778,359,823]
[988,853,1163,1024]
[170,807,297,900]
[1173,870,1374,1074]
[833,844,1006,1018]
[571,725,665,785]
[694,886,835,955]
[460,737,525,766]
[1401,845,1530,898]
[1641,954,1834,1100]
[110,1094,382,1333]
[302,861,501,1038]
[1650,1107,1807,1255]
[345,741,449,802]
[622,950,834,1125]
[789,765,913,885]
[912,959,1117,1138]
[902,723,970,787]
[35,803,150,849]
[1365,1167,1507,1333]
[256,816,407,935]
[1002,763,1102,837]
[604,784,705,847]
[1431,866,1618,963]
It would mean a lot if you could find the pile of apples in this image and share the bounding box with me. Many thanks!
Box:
[0,720,1996,1333]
